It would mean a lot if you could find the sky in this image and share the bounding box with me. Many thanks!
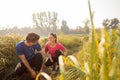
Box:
[0,0,120,29]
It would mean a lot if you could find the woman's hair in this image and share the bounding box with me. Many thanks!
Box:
[26,32,40,43]
[50,33,57,43]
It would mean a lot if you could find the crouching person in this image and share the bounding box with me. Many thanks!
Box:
[15,32,43,79]
[44,33,67,73]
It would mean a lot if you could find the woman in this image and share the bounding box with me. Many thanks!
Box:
[44,33,67,71]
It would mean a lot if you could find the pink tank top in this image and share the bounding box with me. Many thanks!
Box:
[45,42,66,58]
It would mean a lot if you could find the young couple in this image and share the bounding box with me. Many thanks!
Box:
[15,32,67,79]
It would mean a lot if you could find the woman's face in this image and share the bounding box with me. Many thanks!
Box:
[48,35,55,43]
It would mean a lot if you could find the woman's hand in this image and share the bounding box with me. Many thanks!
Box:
[64,52,67,57]
[47,53,53,62]
[60,50,67,57]
[63,50,67,57]
[49,56,53,62]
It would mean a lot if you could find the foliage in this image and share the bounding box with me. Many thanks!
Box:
[0,34,84,80]
[61,20,69,34]
[0,34,23,80]
[32,11,58,35]
[55,1,120,80]
[102,18,120,30]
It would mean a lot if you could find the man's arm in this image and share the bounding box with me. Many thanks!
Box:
[18,55,36,78]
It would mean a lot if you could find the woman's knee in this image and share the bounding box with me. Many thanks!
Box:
[55,50,63,58]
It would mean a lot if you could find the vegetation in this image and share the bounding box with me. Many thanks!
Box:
[32,12,58,35]
[0,0,120,80]
[1,27,120,80]
[55,1,120,80]
[102,18,120,30]
[0,12,90,36]
[0,33,86,80]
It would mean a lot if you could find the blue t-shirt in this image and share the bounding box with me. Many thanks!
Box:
[16,41,41,61]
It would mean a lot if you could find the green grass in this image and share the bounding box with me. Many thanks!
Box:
[0,34,85,80]
[0,30,120,80]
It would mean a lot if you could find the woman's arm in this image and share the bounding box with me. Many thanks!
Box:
[45,42,53,62]
[46,52,53,62]
[60,49,67,56]
[59,43,67,56]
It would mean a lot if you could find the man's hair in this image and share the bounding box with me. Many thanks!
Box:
[26,32,40,43]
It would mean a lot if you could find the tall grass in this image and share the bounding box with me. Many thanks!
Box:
[0,34,85,80]
[0,34,23,80]
[58,55,86,80]
[57,0,120,80]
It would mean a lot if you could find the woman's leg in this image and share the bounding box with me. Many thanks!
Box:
[55,50,63,72]
[44,58,54,67]
[55,50,63,65]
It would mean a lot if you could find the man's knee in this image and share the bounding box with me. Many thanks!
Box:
[15,66,26,76]
[36,53,43,63]
[35,53,43,69]
[15,62,28,76]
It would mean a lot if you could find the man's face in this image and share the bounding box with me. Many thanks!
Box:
[28,40,38,46]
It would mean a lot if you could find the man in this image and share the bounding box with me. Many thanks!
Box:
[15,32,43,79]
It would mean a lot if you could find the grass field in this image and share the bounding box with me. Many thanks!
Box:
[0,34,87,80]
[0,29,120,80]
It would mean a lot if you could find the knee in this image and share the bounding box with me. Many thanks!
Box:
[15,68,24,76]
[55,50,63,58]
[36,53,43,64]
[44,60,52,67]
[44,62,49,66]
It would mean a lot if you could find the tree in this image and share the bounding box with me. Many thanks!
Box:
[61,20,69,34]
[32,11,58,35]
[102,19,110,29]
[83,19,90,34]
[110,18,120,29]
[102,18,120,30]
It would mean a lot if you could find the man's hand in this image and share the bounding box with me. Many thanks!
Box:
[18,55,36,78]
[30,69,36,78]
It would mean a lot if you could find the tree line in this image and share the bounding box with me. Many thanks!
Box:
[0,12,119,36]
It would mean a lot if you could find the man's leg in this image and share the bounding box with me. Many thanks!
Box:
[29,53,43,72]
[15,63,27,76]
